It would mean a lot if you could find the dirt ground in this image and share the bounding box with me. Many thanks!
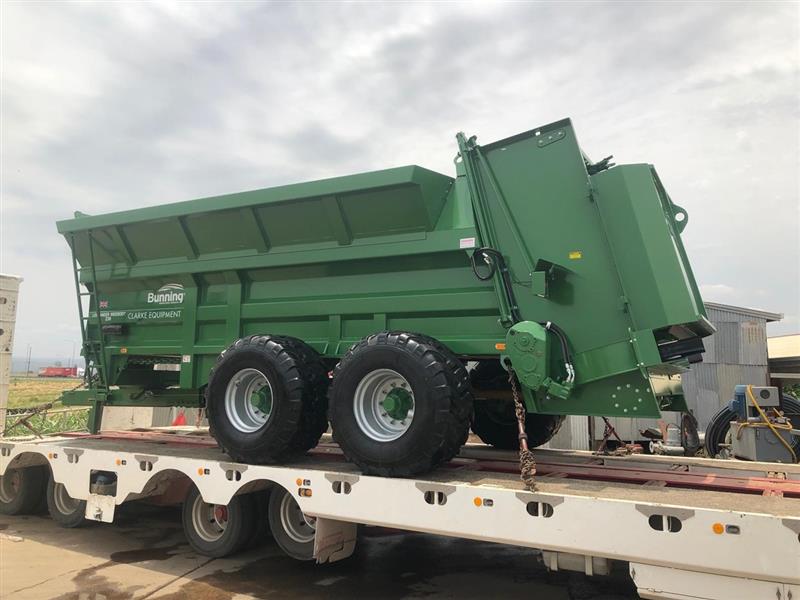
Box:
[0,503,638,600]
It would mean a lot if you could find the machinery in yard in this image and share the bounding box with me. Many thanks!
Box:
[57,118,713,476]
[704,386,799,463]
[0,428,798,599]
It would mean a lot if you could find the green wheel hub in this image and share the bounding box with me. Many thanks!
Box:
[382,388,413,420]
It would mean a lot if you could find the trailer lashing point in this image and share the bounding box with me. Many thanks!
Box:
[325,473,358,495]
[225,469,243,482]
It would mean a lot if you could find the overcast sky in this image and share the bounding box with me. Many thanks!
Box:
[1,1,798,362]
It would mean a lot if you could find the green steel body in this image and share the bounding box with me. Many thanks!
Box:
[57,119,712,427]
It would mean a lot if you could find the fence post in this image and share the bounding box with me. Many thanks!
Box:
[0,274,24,437]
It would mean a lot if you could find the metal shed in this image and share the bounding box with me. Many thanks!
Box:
[547,302,782,450]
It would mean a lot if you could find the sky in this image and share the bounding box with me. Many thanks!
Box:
[1,1,798,363]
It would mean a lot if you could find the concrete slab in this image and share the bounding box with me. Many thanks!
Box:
[0,504,637,599]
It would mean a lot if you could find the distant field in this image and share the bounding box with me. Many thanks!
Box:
[7,376,80,409]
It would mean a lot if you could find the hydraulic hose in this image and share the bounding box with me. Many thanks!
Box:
[471,247,574,384]
[743,385,797,463]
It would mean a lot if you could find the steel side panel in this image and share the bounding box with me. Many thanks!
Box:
[631,563,791,600]
[1,440,798,585]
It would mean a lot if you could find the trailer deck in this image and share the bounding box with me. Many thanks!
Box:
[2,429,799,600]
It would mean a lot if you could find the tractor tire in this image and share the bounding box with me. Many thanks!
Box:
[181,486,257,558]
[268,486,316,561]
[0,466,47,516]
[46,478,87,528]
[470,360,565,450]
[329,331,473,477]
[704,394,800,459]
[206,335,329,464]
[403,333,473,462]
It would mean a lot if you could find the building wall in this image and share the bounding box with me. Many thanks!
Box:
[550,304,776,448]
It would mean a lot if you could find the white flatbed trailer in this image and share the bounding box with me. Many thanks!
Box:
[1,429,798,600]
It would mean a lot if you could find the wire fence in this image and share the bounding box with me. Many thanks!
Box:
[3,405,90,438]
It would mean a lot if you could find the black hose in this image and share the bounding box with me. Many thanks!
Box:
[704,394,800,458]
[471,247,573,381]
[470,247,522,323]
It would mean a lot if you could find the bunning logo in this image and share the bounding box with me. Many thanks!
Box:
[147,283,185,305]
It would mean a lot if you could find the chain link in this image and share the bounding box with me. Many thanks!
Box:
[508,368,537,491]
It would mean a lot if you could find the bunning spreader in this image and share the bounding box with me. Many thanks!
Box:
[57,118,713,476]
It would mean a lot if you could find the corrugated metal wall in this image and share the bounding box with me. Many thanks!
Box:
[577,304,773,446]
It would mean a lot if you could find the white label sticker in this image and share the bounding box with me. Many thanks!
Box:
[459,237,476,249]
[182,355,191,363]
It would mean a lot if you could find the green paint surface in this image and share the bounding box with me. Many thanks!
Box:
[59,118,712,423]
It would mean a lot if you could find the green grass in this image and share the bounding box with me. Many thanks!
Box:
[4,376,89,436]
[7,376,80,409]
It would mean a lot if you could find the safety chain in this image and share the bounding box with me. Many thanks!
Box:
[508,368,537,491]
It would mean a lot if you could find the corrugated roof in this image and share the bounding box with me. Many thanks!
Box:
[704,302,782,322]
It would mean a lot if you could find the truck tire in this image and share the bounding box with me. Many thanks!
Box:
[409,334,473,461]
[471,361,565,450]
[268,486,316,561]
[0,466,47,516]
[242,488,272,549]
[705,394,800,459]
[328,331,472,477]
[182,486,256,558]
[206,335,329,464]
[46,478,86,528]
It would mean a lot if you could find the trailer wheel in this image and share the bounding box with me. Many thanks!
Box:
[268,486,315,561]
[407,333,473,461]
[0,466,47,516]
[181,486,256,558]
[206,335,329,464]
[471,361,565,449]
[46,477,86,528]
[329,332,472,477]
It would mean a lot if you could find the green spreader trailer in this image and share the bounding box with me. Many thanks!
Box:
[57,118,713,476]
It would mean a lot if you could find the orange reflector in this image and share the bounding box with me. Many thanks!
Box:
[115,459,121,466]
[48,453,53,459]
[495,343,506,351]
[197,468,204,476]
[712,523,724,534]
[296,478,303,486]
[473,497,482,507]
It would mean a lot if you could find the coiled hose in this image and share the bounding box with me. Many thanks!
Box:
[704,394,800,460]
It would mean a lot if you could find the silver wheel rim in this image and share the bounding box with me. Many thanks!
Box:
[353,368,415,442]
[0,470,20,504]
[53,482,80,515]
[224,368,273,433]
[279,492,316,544]
[190,494,228,543]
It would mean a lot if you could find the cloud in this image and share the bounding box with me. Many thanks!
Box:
[1,1,798,361]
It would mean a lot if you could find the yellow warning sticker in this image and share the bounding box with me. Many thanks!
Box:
[569,251,583,260]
